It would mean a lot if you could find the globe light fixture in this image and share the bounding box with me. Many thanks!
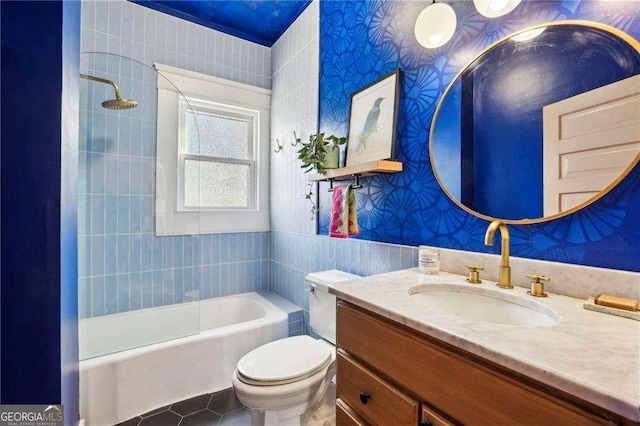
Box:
[415,2,457,49]
[473,0,522,18]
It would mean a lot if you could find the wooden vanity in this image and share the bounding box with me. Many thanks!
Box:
[335,300,636,426]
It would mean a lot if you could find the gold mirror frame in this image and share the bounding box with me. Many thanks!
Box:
[428,20,640,225]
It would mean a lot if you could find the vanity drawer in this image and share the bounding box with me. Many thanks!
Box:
[337,398,368,426]
[421,404,455,426]
[337,350,419,426]
[337,301,611,426]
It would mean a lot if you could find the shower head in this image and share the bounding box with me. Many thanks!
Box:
[101,98,138,110]
[80,73,138,110]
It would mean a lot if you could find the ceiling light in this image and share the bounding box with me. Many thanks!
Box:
[489,0,509,12]
[511,27,546,42]
[414,2,457,49]
[473,0,522,18]
[428,34,445,45]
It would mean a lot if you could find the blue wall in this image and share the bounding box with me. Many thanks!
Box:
[319,0,640,272]
[431,82,461,200]
[61,1,81,422]
[1,0,80,416]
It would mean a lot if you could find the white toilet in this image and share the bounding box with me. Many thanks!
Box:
[232,270,359,426]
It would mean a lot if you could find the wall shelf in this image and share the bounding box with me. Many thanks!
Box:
[308,160,403,182]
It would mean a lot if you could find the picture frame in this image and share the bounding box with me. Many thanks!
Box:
[345,68,402,167]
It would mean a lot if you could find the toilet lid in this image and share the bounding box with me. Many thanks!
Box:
[237,336,332,385]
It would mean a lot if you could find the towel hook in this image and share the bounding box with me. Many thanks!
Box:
[291,131,301,147]
[274,138,283,153]
[327,179,335,193]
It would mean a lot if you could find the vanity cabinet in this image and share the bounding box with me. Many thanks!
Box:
[336,300,631,426]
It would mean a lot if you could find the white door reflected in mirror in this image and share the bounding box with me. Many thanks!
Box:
[543,75,640,216]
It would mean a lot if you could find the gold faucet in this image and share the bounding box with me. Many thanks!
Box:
[484,220,513,289]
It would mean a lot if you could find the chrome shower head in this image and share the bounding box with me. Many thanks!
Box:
[80,73,138,110]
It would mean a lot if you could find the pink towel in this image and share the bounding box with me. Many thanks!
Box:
[329,185,360,238]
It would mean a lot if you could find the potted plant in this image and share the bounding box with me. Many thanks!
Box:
[297,132,347,175]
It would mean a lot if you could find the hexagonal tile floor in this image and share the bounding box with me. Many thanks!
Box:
[116,388,252,426]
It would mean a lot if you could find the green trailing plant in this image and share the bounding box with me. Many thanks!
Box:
[298,133,346,220]
[304,182,317,221]
[297,132,347,175]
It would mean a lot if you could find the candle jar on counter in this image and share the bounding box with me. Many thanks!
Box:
[418,246,440,274]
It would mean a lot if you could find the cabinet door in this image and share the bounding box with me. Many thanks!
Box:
[337,350,419,426]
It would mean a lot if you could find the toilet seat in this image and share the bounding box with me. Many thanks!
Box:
[237,336,332,386]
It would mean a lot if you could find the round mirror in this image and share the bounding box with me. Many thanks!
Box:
[430,21,640,223]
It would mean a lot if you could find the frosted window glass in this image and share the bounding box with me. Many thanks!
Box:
[185,111,250,160]
[184,159,250,208]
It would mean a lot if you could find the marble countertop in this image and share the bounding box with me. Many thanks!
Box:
[329,268,640,422]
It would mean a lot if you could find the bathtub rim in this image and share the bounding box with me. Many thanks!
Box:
[79,292,288,365]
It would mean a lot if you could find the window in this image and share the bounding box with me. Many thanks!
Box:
[180,99,257,210]
[155,64,270,235]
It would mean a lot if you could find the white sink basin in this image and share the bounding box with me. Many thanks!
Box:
[407,284,559,327]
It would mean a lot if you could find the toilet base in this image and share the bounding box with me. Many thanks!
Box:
[249,383,335,426]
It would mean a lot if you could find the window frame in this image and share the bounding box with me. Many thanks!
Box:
[177,97,258,212]
[155,63,271,236]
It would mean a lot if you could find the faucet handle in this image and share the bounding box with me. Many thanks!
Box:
[526,274,549,297]
[465,265,484,284]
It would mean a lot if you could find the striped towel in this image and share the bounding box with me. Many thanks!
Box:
[329,185,360,238]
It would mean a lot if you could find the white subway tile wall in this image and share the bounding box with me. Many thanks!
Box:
[78,0,271,318]
[268,1,418,336]
[269,0,319,236]
[81,0,271,89]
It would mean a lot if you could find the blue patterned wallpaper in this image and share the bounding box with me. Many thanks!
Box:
[318,0,640,272]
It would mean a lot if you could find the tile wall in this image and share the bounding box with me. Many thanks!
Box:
[269,0,319,236]
[268,1,419,334]
[78,0,271,318]
[259,291,304,336]
[81,0,272,89]
[270,233,418,332]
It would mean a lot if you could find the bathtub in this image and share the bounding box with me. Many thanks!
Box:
[79,292,288,426]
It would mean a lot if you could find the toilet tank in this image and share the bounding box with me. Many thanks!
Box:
[305,270,360,344]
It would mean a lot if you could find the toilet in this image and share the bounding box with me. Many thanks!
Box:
[232,270,359,426]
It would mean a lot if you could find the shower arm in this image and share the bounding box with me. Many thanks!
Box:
[80,73,123,100]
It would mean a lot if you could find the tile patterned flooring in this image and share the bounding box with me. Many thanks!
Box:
[116,388,252,426]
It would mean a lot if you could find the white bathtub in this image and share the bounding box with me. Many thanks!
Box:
[79,292,288,426]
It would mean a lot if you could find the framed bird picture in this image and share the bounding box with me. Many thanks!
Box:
[345,68,402,167]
